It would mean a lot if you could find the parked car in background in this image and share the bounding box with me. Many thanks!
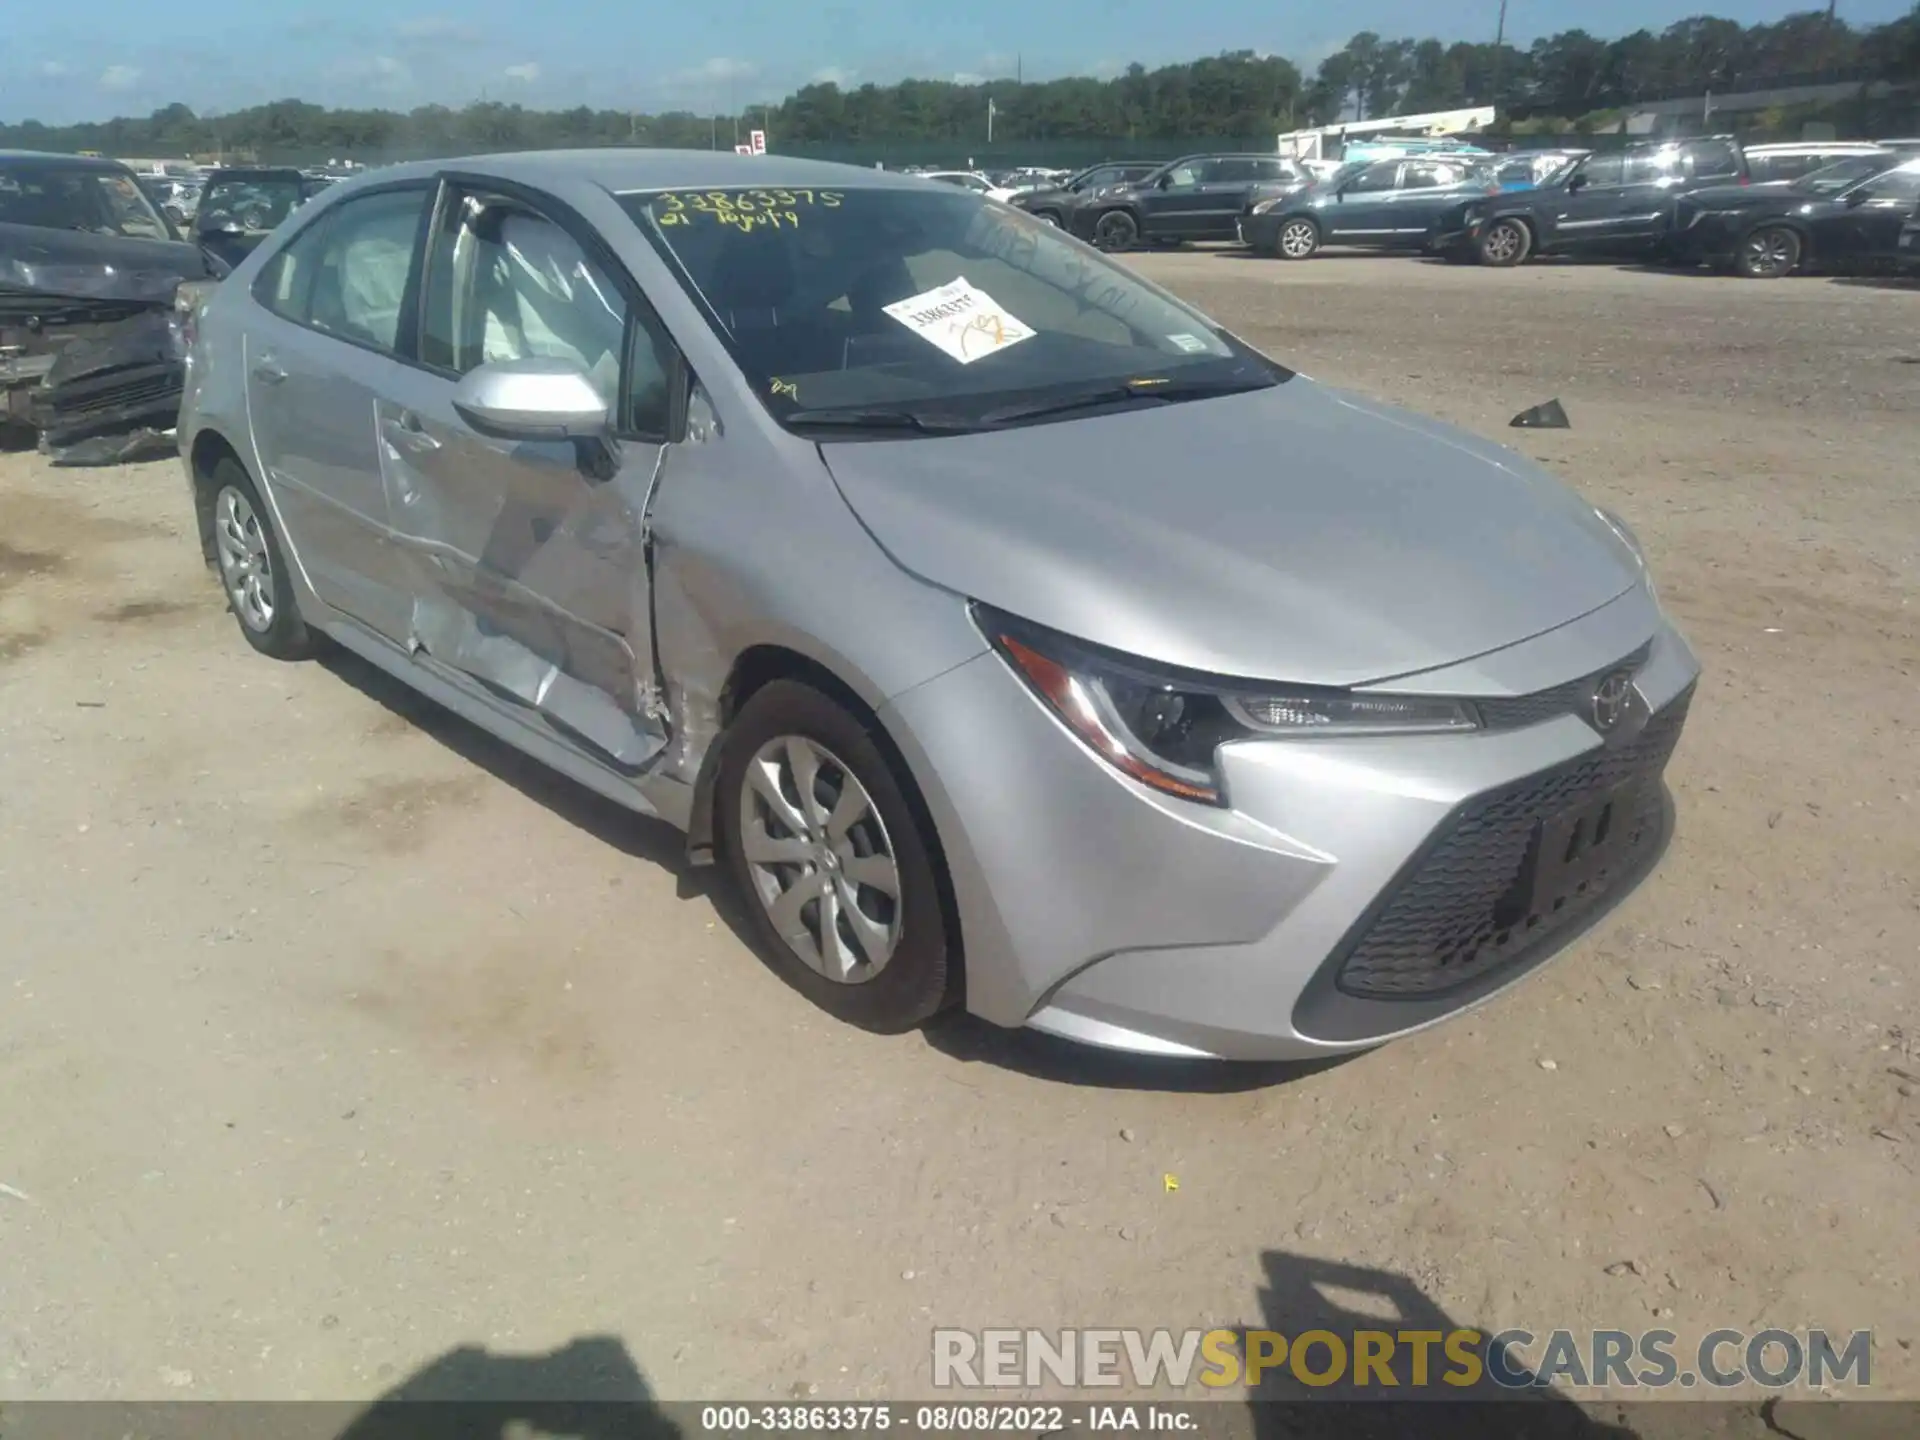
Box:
[1899,199,1920,267]
[0,149,220,459]
[1071,153,1313,249]
[176,149,1696,1060]
[1005,160,1161,227]
[1491,149,1589,192]
[195,167,331,269]
[1243,155,1498,259]
[1670,153,1920,277]
[918,170,1020,203]
[1742,141,1894,184]
[1429,137,1749,267]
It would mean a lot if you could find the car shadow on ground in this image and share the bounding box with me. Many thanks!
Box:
[1828,273,1920,290]
[331,1335,682,1440]
[1246,1250,1643,1437]
[920,1010,1359,1094]
[317,644,746,941]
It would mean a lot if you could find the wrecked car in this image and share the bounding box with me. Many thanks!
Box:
[193,167,330,271]
[179,153,1697,1062]
[1,150,223,462]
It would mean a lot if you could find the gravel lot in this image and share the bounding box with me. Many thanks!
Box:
[1,253,1915,1410]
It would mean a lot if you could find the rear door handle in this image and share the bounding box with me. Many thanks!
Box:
[381,411,442,454]
[251,355,288,384]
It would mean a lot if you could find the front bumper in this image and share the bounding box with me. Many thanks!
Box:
[881,586,1699,1061]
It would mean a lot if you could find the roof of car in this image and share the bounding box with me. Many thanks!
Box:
[354,148,938,196]
[0,149,136,170]
[203,167,310,180]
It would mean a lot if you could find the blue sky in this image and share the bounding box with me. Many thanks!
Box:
[5,1,1909,125]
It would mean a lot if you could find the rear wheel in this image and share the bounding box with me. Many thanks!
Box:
[1477,218,1532,267]
[1092,209,1139,251]
[208,458,317,660]
[1030,211,1062,228]
[719,680,955,1033]
[1736,224,1801,279]
[1277,217,1320,260]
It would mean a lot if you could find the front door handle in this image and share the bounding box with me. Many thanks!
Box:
[251,355,288,384]
[380,411,442,455]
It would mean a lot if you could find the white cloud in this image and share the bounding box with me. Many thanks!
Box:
[98,65,141,91]
[684,56,757,84]
[40,60,70,78]
[981,51,1018,74]
[397,16,482,43]
[503,62,541,83]
[326,54,413,91]
[951,71,987,86]
[810,65,856,87]
[1088,57,1125,80]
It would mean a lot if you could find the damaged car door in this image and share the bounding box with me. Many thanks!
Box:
[374,182,675,772]
[245,184,433,637]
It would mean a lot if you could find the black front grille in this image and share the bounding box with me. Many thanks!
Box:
[1476,642,1652,731]
[32,362,181,422]
[1334,690,1691,1000]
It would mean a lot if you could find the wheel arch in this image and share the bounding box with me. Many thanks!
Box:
[683,642,966,986]
[187,426,251,568]
[1742,215,1814,260]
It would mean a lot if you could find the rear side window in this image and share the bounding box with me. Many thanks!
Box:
[1211,159,1259,183]
[255,187,429,353]
[1689,142,1742,179]
[1254,158,1296,181]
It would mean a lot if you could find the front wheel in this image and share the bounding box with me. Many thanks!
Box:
[719,680,955,1033]
[1276,217,1320,260]
[1477,218,1532,267]
[1737,224,1801,279]
[1091,209,1139,251]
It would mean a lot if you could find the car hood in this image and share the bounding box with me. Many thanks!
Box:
[819,379,1641,687]
[0,221,214,304]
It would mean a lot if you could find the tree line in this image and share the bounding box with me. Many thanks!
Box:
[1,7,1915,161]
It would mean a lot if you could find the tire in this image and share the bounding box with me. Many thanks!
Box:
[1736,224,1801,279]
[1091,209,1139,251]
[208,457,318,660]
[1477,217,1532,267]
[1276,217,1320,260]
[718,680,955,1033]
[1030,211,1062,228]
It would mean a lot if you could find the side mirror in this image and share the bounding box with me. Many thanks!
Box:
[1845,188,1873,207]
[1568,173,1590,193]
[453,356,611,442]
[1157,174,1174,190]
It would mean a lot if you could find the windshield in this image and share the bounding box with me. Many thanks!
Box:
[622,184,1284,431]
[0,162,174,240]
[197,177,309,235]
[1796,156,1895,194]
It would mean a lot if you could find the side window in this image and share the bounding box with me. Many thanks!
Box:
[1579,154,1625,187]
[1623,152,1676,184]
[1211,159,1257,183]
[1165,162,1204,187]
[1691,142,1741,179]
[422,189,677,437]
[253,212,338,322]
[1869,169,1920,202]
[1346,163,1399,194]
[1255,158,1296,182]
[1398,164,1446,190]
[297,188,429,352]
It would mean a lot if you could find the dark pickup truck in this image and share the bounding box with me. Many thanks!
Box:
[1,150,223,460]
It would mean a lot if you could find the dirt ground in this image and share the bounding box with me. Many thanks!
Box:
[0,253,1915,1411]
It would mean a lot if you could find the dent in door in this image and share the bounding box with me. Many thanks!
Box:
[380,418,668,771]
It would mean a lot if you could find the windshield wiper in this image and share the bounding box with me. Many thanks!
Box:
[784,406,981,434]
[979,377,1272,427]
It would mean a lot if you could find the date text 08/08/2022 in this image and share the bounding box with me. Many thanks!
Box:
[699,1404,1196,1433]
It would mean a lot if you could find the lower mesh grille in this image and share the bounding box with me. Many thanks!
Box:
[1334,690,1692,1000]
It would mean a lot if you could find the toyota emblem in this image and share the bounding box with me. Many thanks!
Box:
[1590,671,1634,733]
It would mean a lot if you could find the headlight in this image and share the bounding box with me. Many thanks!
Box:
[976,606,1481,806]
[1595,506,1659,603]
[1249,197,1282,215]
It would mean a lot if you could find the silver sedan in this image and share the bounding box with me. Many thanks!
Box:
[178,149,1698,1061]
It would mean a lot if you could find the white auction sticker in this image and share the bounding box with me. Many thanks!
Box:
[1167,332,1210,354]
[882,276,1035,364]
